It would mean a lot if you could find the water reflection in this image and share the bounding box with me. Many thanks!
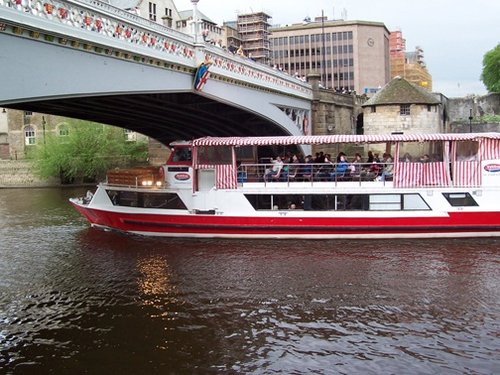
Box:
[0,188,499,373]
[137,255,183,323]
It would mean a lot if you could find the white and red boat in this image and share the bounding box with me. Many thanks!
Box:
[71,133,500,239]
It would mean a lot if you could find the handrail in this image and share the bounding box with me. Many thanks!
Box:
[237,162,391,186]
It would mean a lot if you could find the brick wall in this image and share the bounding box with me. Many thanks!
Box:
[0,160,59,188]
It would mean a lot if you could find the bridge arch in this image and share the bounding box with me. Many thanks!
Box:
[0,1,313,144]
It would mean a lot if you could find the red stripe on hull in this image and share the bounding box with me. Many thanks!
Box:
[71,203,500,238]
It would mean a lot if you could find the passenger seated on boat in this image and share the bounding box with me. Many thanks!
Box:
[264,156,283,182]
[330,154,349,180]
[364,162,381,180]
[286,155,300,181]
[420,154,430,163]
[350,153,363,179]
[314,151,325,163]
[299,155,314,181]
[367,150,374,163]
[401,152,412,162]
[236,161,248,183]
[316,154,334,180]
[378,153,394,181]
[83,190,94,204]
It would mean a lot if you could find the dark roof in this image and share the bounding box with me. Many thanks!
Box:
[362,77,440,107]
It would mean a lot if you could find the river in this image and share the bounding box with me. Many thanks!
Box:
[0,187,499,374]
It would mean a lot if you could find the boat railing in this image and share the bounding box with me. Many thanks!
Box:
[237,162,392,186]
[105,168,163,188]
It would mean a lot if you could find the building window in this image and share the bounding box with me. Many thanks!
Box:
[58,124,69,136]
[124,129,137,142]
[149,2,156,21]
[24,125,36,145]
[400,104,411,116]
[371,106,376,113]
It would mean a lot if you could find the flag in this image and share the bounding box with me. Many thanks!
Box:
[194,62,211,91]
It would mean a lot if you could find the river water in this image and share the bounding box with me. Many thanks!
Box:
[0,187,499,374]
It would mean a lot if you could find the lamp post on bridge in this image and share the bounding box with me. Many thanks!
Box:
[469,108,473,133]
[191,0,200,44]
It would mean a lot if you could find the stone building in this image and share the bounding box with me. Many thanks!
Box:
[362,76,443,157]
[362,76,442,135]
[110,0,180,27]
[2,110,58,160]
[0,109,148,161]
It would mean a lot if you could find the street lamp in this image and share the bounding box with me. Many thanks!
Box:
[468,108,473,133]
[321,10,326,88]
[42,116,46,144]
[191,0,200,44]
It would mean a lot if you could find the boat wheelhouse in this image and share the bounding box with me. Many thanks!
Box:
[71,133,500,239]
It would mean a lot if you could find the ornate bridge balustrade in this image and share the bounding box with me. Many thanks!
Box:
[0,0,312,100]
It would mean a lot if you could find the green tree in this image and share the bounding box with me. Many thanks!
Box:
[33,120,148,183]
[481,43,500,93]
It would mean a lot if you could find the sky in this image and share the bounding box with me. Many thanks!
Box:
[175,0,500,98]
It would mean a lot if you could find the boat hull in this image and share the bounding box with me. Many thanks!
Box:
[70,200,500,239]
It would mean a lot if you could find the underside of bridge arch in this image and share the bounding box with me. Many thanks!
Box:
[6,92,290,145]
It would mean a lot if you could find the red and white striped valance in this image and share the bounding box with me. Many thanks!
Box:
[192,133,500,147]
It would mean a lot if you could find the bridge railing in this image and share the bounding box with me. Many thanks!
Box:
[0,0,312,98]
[203,44,312,99]
[1,0,196,64]
[72,0,193,41]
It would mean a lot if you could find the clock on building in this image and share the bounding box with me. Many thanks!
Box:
[367,38,374,47]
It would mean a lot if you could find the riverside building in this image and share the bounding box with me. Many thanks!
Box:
[269,18,390,95]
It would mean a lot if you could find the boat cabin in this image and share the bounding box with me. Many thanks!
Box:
[161,133,500,192]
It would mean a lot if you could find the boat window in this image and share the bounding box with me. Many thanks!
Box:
[398,141,444,162]
[244,194,429,211]
[245,194,303,210]
[402,194,430,210]
[442,192,478,207]
[235,146,255,162]
[171,147,192,162]
[369,194,401,211]
[455,141,479,161]
[106,190,187,210]
[197,146,232,165]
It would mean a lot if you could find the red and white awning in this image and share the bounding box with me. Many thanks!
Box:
[192,133,500,147]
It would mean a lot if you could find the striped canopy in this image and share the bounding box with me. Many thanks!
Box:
[192,133,500,147]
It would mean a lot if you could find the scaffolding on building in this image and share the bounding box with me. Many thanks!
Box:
[237,12,271,64]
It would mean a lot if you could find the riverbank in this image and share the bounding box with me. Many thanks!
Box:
[0,160,59,188]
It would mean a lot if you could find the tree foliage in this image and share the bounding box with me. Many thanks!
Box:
[33,120,148,183]
[481,43,500,93]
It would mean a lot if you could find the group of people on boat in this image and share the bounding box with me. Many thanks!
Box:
[263,151,396,182]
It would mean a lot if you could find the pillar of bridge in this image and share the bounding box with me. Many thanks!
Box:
[308,73,321,136]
